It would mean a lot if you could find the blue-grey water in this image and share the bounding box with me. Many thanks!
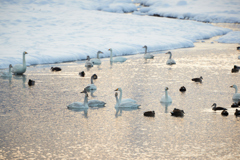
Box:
[1,25,240,159]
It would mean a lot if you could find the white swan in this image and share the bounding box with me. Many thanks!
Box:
[90,51,103,65]
[160,87,172,103]
[115,92,140,108]
[86,74,97,90]
[67,88,89,109]
[88,99,106,107]
[230,85,240,101]
[1,64,12,77]
[85,56,93,67]
[165,51,176,65]
[115,88,136,104]
[12,51,28,75]
[108,48,127,62]
[143,45,154,59]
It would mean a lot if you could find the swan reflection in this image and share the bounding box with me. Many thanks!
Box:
[160,102,172,113]
[67,108,88,118]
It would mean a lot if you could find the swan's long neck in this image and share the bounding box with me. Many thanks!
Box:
[97,52,100,59]
[91,77,94,84]
[8,66,11,74]
[84,93,88,108]
[115,95,120,106]
[169,53,172,59]
[110,50,113,61]
[23,53,26,67]
[165,89,168,100]
[119,89,123,104]
[144,47,147,54]
[234,86,238,93]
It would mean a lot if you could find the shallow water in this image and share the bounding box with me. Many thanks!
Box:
[1,37,240,159]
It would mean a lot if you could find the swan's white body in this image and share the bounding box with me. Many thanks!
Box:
[160,87,172,103]
[67,91,89,109]
[115,92,140,108]
[230,85,240,101]
[1,64,12,77]
[143,45,154,59]
[115,88,136,104]
[85,56,93,67]
[166,51,176,65]
[12,51,28,75]
[86,75,97,90]
[108,48,127,62]
[88,99,106,107]
[90,51,103,65]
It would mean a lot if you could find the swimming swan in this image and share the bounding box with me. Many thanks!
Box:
[230,85,240,101]
[115,88,136,104]
[12,51,28,75]
[108,48,127,62]
[165,51,176,65]
[142,45,154,59]
[67,88,89,109]
[85,56,93,67]
[115,92,140,108]
[160,87,172,103]
[1,64,12,77]
[90,51,103,65]
[211,103,227,111]
[86,74,97,90]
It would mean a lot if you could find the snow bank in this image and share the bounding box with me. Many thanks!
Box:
[134,0,240,23]
[216,31,240,44]
[0,0,233,69]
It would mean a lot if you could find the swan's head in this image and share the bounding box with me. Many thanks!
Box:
[97,51,103,54]
[115,92,118,97]
[230,85,237,89]
[23,51,28,54]
[115,88,122,92]
[108,48,112,51]
[212,103,217,107]
[87,56,90,60]
[92,74,98,79]
[165,87,169,91]
[9,64,12,68]
[142,45,147,49]
[200,76,203,79]
[165,51,171,54]
[81,86,90,94]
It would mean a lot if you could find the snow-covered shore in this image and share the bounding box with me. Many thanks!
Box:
[0,0,239,69]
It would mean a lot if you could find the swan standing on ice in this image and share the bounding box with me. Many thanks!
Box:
[115,92,140,108]
[142,45,154,59]
[12,51,28,75]
[85,56,93,67]
[86,74,97,90]
[230,85,240,101]
[1,64,12,77]
[165,51,176,65]
[67,88,89,109]
[160,87,172,103]
[108,48,127,62]
[90,51,103,65]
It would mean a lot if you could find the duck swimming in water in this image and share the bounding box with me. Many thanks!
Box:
[192,76,203,83]
[171,108,184,117]
[211,103,227,111]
